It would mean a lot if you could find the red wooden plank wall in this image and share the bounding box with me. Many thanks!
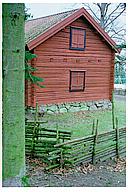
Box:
[25,16,115,107]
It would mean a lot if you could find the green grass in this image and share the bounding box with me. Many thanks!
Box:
[40,99,126,139]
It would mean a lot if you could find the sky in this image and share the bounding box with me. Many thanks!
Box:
[25,3,81,19]
[25,3,126,24]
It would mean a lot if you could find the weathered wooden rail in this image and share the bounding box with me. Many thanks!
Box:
[25,121,72,159]
[45,127,126,170]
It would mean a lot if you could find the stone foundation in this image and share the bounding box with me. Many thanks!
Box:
[30,99,112,115]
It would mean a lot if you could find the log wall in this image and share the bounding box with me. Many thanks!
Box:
[25,16,115,107]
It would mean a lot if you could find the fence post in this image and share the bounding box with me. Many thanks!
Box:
[31,102,39,157]
[112,92,115,129]
[115,117,119,159]
[92,119,98,164]
[35,102,38,122]
[92,119,95,135]
[56,123,59,144]
[60,148,64,169]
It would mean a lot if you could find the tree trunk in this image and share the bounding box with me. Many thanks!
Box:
[2,3,25,186]
[100,3,107,29]
[118,63,122,84]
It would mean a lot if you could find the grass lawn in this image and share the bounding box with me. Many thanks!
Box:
[38,98,126,139]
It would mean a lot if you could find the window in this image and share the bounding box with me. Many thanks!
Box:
[69,71,86,92]
[70,27,86,51]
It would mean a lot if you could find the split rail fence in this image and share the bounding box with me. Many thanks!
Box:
[25,121,126,170]
[25,121,72,158]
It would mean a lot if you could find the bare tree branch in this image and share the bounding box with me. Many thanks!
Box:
[75,2,126,44]
[104,4,126,28]
[95,3,101,11]
[110,28,125,37]
[82,3,101,22]
[104,7,125,29]
[106,4,120,18]
[104,3,111,16]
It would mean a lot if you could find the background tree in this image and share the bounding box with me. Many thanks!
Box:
[81,3,126,43]
[115,55,126,84]
[2,3,25,186]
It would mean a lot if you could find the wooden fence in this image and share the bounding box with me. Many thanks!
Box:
[25,121,72,158]
[46,127,126,170]
[25,121,126,170]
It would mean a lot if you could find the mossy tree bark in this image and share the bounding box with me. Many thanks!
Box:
[2,3,25,186]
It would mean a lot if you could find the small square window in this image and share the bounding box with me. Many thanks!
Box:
[70,27,86,51]
[69,71,86,92]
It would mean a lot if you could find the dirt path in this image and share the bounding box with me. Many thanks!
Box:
[26,158,126,187]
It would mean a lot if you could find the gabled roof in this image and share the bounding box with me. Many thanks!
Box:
[25,9,78,44]
[25,7,119,53]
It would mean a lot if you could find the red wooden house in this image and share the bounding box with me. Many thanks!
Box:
[25,8,119,109]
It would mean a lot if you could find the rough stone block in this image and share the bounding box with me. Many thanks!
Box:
[95,103,103,107]
[108,105,112,109]
[103,99,109,104]
[72,102,81,107]
[69,107,81,112]
[59,108,68,113]
[80,102,86,107]
[102,104,109,109]
[89,105,98,110]
[80,105,88,111]
[86,101,93,107]
[64,104,71,110]
[98,100,104,104]
[47,105,58,112]
[47,110,55,114]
